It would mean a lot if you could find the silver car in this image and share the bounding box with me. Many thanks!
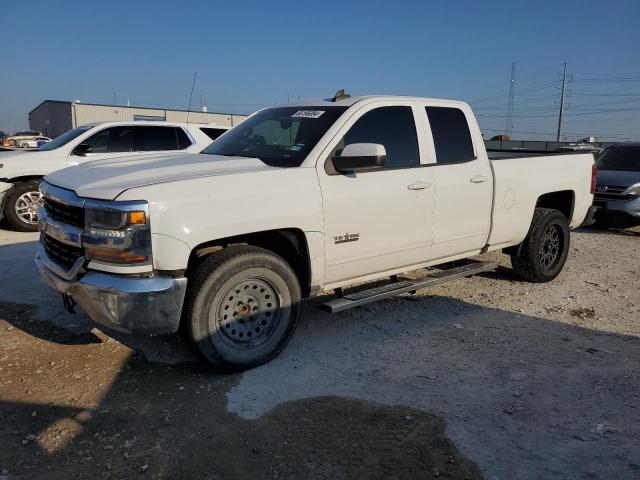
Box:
[593,143,640,229]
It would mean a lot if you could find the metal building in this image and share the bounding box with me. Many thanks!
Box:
[29,100,248,138]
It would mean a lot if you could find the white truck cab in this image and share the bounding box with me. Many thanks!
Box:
[35,93,597,371]
[0,121,229,230]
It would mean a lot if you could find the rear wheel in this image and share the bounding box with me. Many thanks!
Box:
[185,245,302,372]
[510,208,570,283]
[21,143,29,149]
[4,180,43,232]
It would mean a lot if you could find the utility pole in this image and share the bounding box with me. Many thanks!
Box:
[556,62,567,142]
[505,62,516,135]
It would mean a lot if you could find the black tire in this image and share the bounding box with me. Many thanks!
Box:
[510,208,570,283]
[4,180,42,232]
[184,245,302,372]
[8,139,16,146]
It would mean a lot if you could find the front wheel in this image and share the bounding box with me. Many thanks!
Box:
[184,245,302,372]
[510,208,570,283]
[4,180,43,232]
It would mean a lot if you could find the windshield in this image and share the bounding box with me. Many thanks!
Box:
[202,106,348,167]
[38,125,92,151]
[596,146,640,172]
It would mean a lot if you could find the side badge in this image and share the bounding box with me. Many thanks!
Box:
[334,233,360,244]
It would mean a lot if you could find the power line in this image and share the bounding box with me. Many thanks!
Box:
[470,80,559,104]
[571,76,640,83]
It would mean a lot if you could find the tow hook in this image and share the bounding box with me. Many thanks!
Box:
[62,293,77,314]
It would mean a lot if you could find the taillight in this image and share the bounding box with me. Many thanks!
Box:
[591,163,597,194]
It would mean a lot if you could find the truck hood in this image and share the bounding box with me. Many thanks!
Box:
[596,169,640,188]
[44,153,278,200]
[0,149,57,178]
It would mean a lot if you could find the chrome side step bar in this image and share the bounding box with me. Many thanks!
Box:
[320,261,498,313]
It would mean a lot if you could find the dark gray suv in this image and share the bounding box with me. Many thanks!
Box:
[593,143,640,229]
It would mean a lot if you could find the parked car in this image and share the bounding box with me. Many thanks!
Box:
[35,94,596,371]
[16,136,51,149]
[5,130,44,146]
[0,121,229,231]
[592,142,640,229]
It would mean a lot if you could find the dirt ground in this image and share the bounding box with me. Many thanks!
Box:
[1,225,639,479]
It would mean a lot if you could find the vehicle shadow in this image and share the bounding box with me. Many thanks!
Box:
[1,292,639,480]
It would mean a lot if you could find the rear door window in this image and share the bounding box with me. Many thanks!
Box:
[138,126,181,151]
[425,107,475,164]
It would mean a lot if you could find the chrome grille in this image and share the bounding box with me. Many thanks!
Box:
[42,234,83,270]
[44,197,85,228]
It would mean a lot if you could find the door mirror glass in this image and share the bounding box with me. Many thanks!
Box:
[72,143,92,156]
[332,143,386,173]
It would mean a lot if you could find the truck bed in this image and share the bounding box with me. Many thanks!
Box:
[486,152,595,250]
[487,149,595,160]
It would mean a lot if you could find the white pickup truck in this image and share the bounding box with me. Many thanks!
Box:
[0,121,229,231]
[35,93,597,371]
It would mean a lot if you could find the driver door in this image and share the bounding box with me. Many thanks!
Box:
[317,102,435,285]
[67,126,141,164]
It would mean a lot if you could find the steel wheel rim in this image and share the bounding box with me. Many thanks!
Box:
[14,191,43,225]
[215,277,281,348]
[540,224,561,272]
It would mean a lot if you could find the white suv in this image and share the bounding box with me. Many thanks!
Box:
[0,121,229,231]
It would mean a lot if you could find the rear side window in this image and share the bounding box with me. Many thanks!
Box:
[139,126,181,151]
[426,107,475,164]
[200,127,227,142]
[343,106,419,168]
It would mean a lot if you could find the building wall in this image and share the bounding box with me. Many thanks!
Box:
[29,102,73,138]
[30,101,248,139]
[72,104,246,129]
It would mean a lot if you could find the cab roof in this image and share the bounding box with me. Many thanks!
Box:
[272,95,469,109]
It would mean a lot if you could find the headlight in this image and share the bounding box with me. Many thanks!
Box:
[83,203,152,266]
[623,183,640,197]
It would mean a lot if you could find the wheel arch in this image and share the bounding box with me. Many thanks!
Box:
[186,228,313,298]
[5,175,44,184]
[535,190,575,222]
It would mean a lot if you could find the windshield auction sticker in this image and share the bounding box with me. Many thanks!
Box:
[291,110,325,119]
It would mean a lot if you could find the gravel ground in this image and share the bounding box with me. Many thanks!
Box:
[0,225,639,479]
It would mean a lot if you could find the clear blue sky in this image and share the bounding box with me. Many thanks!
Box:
[1,0,639,141]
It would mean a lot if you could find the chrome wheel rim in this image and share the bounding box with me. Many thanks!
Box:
[15,191,43,225]
[216,278,281,346]
[540,224,561,272]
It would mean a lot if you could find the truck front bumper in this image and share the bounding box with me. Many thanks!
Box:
[35,253,188,335]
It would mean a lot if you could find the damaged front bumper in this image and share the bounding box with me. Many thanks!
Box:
[35,249,187,335]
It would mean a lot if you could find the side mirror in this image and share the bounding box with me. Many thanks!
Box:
[332,143,386,173]
[72,143,92,156]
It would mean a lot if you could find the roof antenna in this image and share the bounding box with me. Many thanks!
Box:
[330,89,350,102]
[186,71,198,125]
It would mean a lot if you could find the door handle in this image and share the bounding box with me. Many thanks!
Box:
[407,181,431,190]
[470,174,489,183]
